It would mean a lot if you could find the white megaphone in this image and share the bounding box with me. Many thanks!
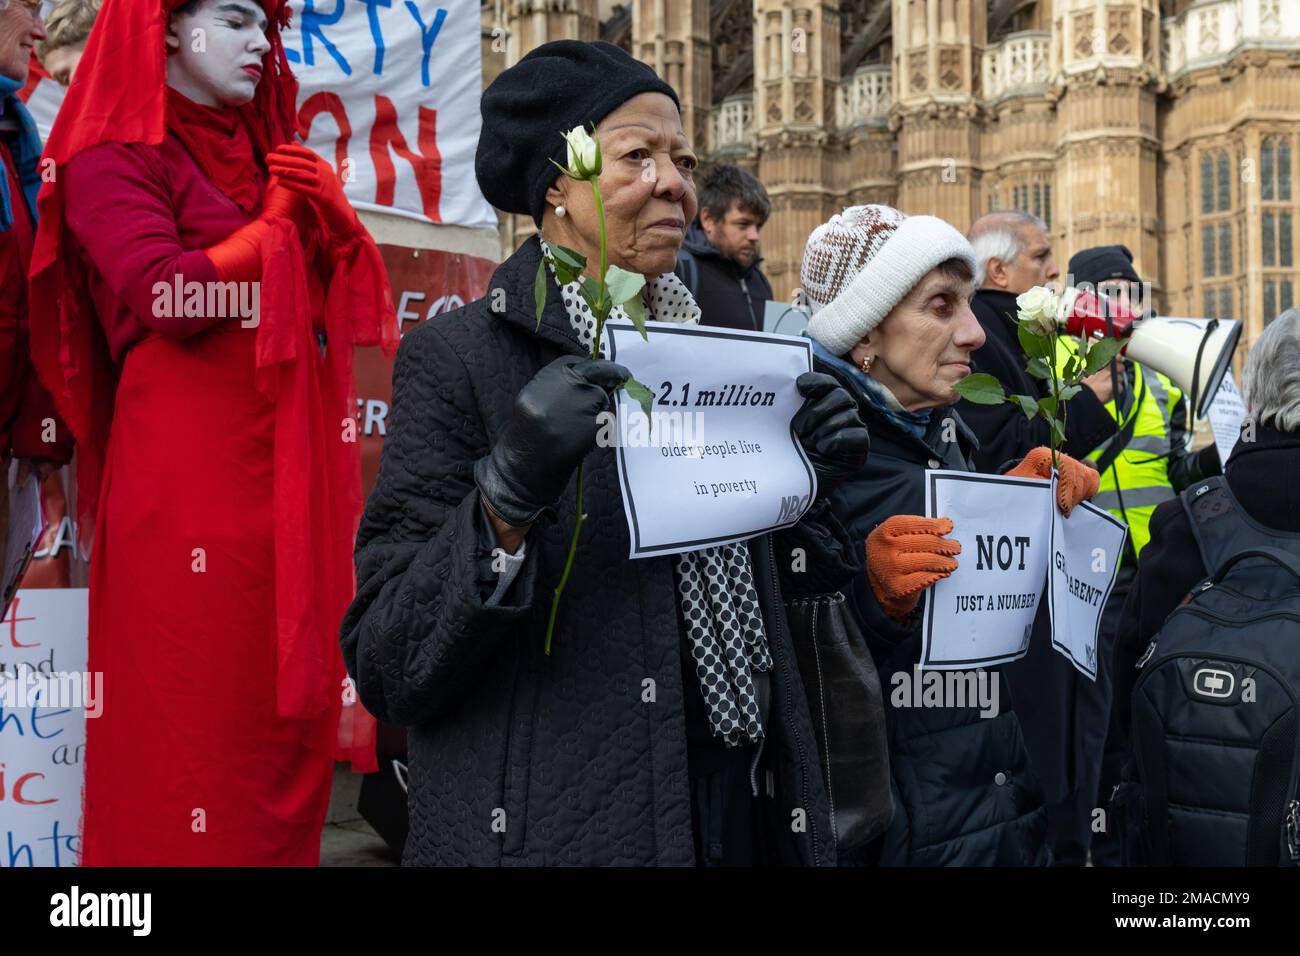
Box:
[1057,288,1242,418]
[1124,316,1241,418]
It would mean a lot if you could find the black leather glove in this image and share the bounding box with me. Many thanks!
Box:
[792,371,870,496]
[475,355,631,527]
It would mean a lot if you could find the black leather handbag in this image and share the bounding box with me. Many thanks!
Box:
[785,592,893,851]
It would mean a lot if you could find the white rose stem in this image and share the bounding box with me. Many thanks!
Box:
[545,172,609,656]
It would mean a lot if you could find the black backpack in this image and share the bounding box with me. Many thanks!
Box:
[1116,476,1300,866]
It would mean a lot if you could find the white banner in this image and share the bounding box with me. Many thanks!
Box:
[605,321,815,559]
[921,471,1052,669]
[0,589,89,867]
[1047,478,1128,680]
[20,1,498,229]
[284,0,496,228]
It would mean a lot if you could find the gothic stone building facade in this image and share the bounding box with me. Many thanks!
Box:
[482,0,1300,350]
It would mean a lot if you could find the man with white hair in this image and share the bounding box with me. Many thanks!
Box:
[960,211,1119,473]
[959,211,1121,866]
[1111,308,1300,775]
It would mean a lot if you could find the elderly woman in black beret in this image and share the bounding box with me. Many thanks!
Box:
[341,40,870,866]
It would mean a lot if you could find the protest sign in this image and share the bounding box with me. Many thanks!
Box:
[604,321,816,558]
[284,0,497,227]
[0,588,90,867]
[1047,476,1129,680]
[921,471,1052,668]
[1208,372,1247,468]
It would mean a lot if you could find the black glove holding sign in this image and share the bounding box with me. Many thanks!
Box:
[475,355,631,528]
[792,372,870,496]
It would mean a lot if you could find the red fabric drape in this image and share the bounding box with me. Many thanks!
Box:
[165,87,262,214]
[27,0,395,771]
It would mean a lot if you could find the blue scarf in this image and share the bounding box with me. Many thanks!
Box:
[808,334,932,440]
[0,75,41,233]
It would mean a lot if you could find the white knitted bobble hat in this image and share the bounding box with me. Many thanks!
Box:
[802,204,977,356]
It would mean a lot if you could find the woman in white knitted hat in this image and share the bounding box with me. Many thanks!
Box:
[801,204,1099,865]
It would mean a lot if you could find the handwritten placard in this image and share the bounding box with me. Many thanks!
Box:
[0,589,89,867]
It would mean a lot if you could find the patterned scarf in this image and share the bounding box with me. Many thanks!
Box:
[541,238,771,747]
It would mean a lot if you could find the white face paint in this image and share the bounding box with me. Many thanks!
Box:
[165,0,270,108]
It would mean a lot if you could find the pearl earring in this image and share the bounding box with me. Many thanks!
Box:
[555,205,566,218]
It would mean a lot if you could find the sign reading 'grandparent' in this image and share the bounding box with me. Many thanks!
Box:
[604,321,816,559]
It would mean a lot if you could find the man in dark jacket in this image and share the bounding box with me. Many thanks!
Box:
[959,211,1119,865]
[674,164,773,331]
[1067,243,1222,865]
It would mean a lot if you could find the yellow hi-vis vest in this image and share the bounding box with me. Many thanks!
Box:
[1054,337,1182,562]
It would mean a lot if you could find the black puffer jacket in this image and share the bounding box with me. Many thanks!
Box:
[341,236,858,866]
[816,347,1050,866]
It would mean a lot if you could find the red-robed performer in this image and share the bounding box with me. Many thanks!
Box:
[27,0,395,865]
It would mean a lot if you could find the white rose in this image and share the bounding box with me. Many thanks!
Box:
[560,126,602,180]
[1016,286,1060,336]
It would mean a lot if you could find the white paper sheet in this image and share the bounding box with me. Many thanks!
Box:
[1046,475,1129,680]
[920,470,1053,669]
[605,320,816,559]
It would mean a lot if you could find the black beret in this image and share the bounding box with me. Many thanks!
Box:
[1068,244,1140,287]
[475,40,681,225]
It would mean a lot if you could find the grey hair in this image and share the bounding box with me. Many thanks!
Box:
[968,211,1047,286]
[1242,307,1300,433]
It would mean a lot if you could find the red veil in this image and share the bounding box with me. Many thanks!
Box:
[28,0,394,770]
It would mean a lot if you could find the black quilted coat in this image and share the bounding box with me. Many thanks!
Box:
[341,236,858,866]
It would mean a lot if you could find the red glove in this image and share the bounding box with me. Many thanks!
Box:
[203,219,269,283]
[1005,446,1100,518]
[261,175,316,235]
[203,176,315,282]
[264,143,360,241]
[866,515,961,620]
[1064,289,1139,340]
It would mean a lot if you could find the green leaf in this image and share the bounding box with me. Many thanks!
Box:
[549,243,587,274]
[577,275,603,318]
[1082,337,1126,376]
[1026,357,1051,380]
[1050,416,1067,446]
[1063,355,1079,380]
[604,264,645,307]
[623,377,654,425]
[952,372,1007,405]
[1037,395,1058,418]
[1058,384,1082,402]
[1013,394,1039,420]
[623,294,648,340]
[1017,321,1055,360]
[547,255,582,287]
[534,259,547,331]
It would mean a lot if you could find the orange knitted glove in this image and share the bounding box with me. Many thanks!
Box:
[866,515,961,621]
[1005,446,1100,518]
